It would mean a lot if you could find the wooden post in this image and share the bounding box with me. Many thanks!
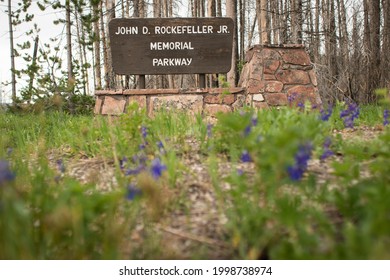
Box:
[199,74,206,88]
[139,75,146,89]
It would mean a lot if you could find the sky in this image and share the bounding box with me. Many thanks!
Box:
[0,0,64,103]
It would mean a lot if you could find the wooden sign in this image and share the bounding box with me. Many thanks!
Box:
[109,17,234,75]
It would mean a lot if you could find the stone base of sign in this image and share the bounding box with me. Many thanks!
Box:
[94,44,321,116]
[94,88,249,117]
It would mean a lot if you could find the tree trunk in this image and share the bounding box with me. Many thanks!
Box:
[257,0,268,45]
[27,36,39,102]
[270,0,279,44]
[75,9,86,95]
[93,3,102,89]
[226,0,238,86]
[291,0,302,44]
[216,0,222,16]
[313,0,320,62]
[362,0,371,103]
[329,0,338,85]
[382,0,390,87]
[208,0,216,17]
[368,0,381,102]
[66,0,73,88]
[8,0,16,103]
[239,0,245,61]
[105,0,116,89]
[351,4,361,101]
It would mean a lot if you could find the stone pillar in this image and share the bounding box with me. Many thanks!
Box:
[238,44,321,109]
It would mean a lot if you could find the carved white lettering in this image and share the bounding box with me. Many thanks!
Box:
[152,58,193,66]
[150,41,194,50]
[115,26,138,35]
[217,25,229,34]
[154,25,213,34]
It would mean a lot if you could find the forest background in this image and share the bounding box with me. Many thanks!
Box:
[0,0,388,106]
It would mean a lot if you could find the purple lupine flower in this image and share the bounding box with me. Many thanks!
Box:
[237,169,244,176]
[340,103,360,128]
[0,160,15,185]
[320,107,333,121]
[141,125,148,139]
[132,154,147,165]
[384,109,389,126]
[139,143,146,150]
[320,137,334,161]
[287,165,303,181]
[126,183,142,200]
[288,93,297,104]
[125,165,145,176]
[157,141,164,150]
[251,114,258,127]
[240,150,253,163]
[56,159,65,173]
[119,157,128,170]
[157,141,165,154]
[207,123,213,138]
[244,125,252,137]
[297,102,304,109]
[287,142,313,181]
[150,158,167,179]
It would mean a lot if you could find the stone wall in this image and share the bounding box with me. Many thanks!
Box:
[94,44,321,116]
[239,44,321,108]
[94,88,248,118]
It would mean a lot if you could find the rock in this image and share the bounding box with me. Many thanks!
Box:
[253,94,265,102]
[149,95,203,116]
[275,69,310,85]
[204,104,232,117]
[264,93,288,106]
[101,96,126,115]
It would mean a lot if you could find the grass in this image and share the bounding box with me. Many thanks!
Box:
[0,103,389,259]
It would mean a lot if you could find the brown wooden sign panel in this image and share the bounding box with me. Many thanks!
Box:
[109,17,234,75]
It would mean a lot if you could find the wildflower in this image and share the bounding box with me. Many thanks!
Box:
[150,158,167,179]
[56,159,65,173]
[207,123,213,138]
[297,102,304,109]
[320,137,334,161]
[320,107,333,121]
[288,92,297,104]
[240,150,252,163]
[139,143,146,150]
[340,103,359,128]
[0,160,15,185]
[287,165,303,181]
[157,141,164,150]
[287,142,313,181]
[126,183,142,200]
[156,141,165,154]
[125,165,145,176]
[384,109,389,126]
[251,114,258,127]
[141,125,148,139]
[119,157,128,170]
[244,125,252,137]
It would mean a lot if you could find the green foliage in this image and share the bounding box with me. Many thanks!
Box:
[0,159,139,259]
[208,105,390,259]
[1,104,389,259]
